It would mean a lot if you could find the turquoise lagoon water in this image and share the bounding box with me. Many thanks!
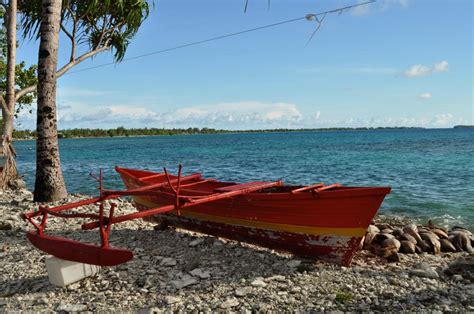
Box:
[14,128,474,230]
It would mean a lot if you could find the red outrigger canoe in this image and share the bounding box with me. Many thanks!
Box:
[22,166,390,267]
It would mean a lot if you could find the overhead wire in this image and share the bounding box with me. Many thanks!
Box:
[65,1,375,76]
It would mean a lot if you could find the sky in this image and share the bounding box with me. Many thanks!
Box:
[14,0,473,130]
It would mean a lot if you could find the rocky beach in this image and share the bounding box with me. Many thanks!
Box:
[0,188,473,312]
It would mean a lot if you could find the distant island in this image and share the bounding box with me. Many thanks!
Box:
[12,126,425,140]
[453,125,474,129]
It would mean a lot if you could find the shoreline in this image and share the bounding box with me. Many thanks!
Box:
[0,189,473,312]
[11,126,442,141]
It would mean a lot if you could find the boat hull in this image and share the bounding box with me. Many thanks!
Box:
[136,202,363,265]
[117,168,391,266]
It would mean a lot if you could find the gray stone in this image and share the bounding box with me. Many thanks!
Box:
[67,282,81,291]
[189,268,210,279]
[35,297,48,305]
[189,238,205,247]
[165,296,182,304]
[56,303,87,312]
[161,257,177,266]
[267,275,286,282]
[409,264,439,279]
[220,297,239,309]
[138,307,161,314]
[250,279,267,287]
[235,286,253,297]
[287,260,301,268]
[171,278,198,290]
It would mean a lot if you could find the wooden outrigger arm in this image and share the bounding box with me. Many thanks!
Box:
[22,166,282,266]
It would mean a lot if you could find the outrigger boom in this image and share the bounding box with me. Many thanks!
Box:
[22,166,283,266]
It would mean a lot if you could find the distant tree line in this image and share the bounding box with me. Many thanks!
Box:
[11,126,426,140]
[453,125,473,129]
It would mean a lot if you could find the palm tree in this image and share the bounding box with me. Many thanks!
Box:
[33,0,66,201]
[1,0,18,189]
[20,0,150,201]
[0,0,151,197]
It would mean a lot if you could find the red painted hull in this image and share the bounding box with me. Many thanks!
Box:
[117,167,391,266]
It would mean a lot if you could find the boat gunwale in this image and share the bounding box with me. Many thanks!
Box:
[115,166,391,199]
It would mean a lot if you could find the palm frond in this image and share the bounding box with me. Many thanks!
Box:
[18,0,152,63]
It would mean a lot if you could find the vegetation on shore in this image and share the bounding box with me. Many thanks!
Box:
[453,125,474,129]
[11,126,426,140]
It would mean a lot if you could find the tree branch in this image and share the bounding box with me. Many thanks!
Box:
[67,6,78,61]
[56,45,109,77]
[60,23,74,41]
[97,15,112,48]
[0,94,10,115]
[60,23,75,59]
[14,85,35,102]
[15,46,110,101]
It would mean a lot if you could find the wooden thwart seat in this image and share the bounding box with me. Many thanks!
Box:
[214,181,279,193]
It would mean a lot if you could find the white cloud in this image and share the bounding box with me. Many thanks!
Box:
[313,113,458,128]
[170,102,302,126]
[403,60,449,78]
[404,64,432,78]
[15,100,462,130]
[433,60,449,73]
[351,0,408,16]
[60,105,163,126]
[38,101,305,130]
[418,92,432,99]
[431,113,454,127]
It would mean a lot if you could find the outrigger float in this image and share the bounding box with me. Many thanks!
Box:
[22,166,391,267]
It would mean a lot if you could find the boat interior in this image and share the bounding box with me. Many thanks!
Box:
[116,167,345,195]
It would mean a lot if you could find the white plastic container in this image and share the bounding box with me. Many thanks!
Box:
[45,256,101,287]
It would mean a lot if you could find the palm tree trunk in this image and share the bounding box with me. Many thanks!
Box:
[0,0,20,190]
[33,0,67,202]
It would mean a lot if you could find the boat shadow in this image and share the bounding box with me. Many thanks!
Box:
[107,226,302,281]
[0,275,52,298]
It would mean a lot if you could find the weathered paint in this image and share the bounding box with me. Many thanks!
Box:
[134,203,362,266]
[134,197,367,237]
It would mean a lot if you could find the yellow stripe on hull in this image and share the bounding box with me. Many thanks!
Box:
[134,198,366,237]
